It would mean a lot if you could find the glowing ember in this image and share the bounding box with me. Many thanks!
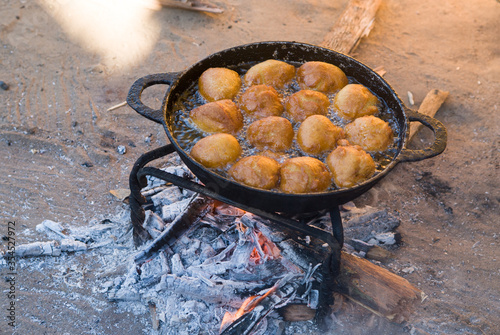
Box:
[250,232,281,265]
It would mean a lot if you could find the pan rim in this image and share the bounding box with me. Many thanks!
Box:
[161,41,407,204]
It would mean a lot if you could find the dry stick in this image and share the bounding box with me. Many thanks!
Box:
[409,89,449,141]
[107,101,127,112]
[156,0,224,14]
[320,0,382,54]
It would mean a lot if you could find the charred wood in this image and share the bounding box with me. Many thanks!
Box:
[220,277,299,335]
[134,195,214,265]
[2,239,87,258]
[157,274,268,308]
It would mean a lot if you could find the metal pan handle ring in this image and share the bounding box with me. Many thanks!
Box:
[126,72,181,124]
[398,109,447,162]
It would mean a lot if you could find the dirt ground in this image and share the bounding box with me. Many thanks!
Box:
[0,0,499,334]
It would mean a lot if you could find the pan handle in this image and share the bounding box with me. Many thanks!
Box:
[398,109,447,162]
[126,72,182,124]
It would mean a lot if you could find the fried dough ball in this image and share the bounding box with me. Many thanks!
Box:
[247,116,294,152]
[326,139,375,188]
[279,157,331,194]
[285,90,330,122]
[198,67,242,102]
[190,99,243,134]
[244,59,296,89]
[239,85,284,118]
[190,133,241,168]
[297,61,348,93]
[344,115,394,152]
[228,155,280,190]
[333,84,380,120]
[297,115,345,155]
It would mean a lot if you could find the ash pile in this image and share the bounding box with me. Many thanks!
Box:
[108,156,401,334]
[2,156,401,335]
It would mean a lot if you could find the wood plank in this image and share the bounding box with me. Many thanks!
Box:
[320,0,382,54]
[336,252,426,323]
[279,252,425,323]
[409,89,449,141]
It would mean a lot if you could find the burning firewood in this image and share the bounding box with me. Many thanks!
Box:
[220,275,300,334]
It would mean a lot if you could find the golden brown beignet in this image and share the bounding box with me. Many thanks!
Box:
[244,59,296,89]
[198,67,242,102]
[239,85,284,118]
[228,155,280,190]
[333,84,379,120]
[190,99,243,134]
[279,157,331,194]
[190,133,241,168]
[326,139,375,188]
[344,115,394,152]
[285,90,330,122]
[296,61,348,93]
[297,115,345,155]
[246,116,294,152]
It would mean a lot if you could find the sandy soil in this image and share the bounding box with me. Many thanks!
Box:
[0,0,498,334]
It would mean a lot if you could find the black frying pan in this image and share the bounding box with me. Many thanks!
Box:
[127,41,447,214]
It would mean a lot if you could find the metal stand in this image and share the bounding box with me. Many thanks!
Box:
[129,144,344,324]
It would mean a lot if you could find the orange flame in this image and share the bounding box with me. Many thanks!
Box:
[220,285,278,331]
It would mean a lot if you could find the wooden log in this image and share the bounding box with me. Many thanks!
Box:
[320,0,382,54]
[409,89,449,141]
[279,252,425,323]
[335,251,426,323]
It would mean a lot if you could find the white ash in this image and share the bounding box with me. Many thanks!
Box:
[117,145,127,155]
[151,187,185,208]
[102,179,401,334]
[143,210,165,238]
[162,197,193,222]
